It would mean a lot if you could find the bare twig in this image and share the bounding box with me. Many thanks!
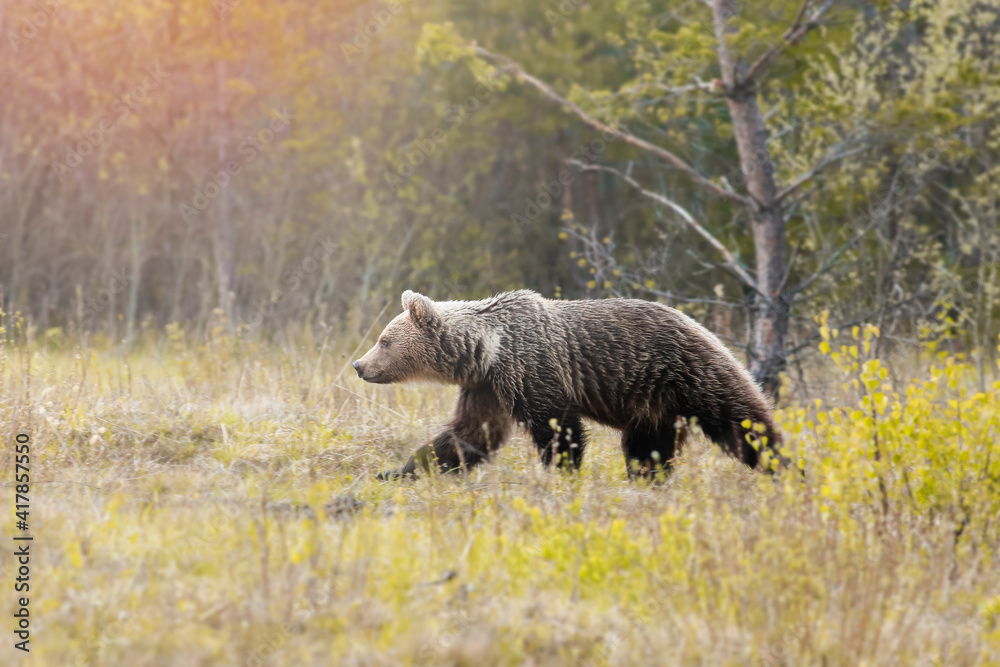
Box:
[793,191,921,298]
[638,286,747,309]
[785,290,927,358]
[743,0,838,85]
[793,224,873,297]
[777,144,868,202]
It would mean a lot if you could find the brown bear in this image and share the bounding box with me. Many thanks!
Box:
[353,289,784,479]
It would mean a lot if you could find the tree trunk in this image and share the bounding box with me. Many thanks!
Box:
[713,1,790,399]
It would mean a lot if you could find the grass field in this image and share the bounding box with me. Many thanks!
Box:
[2,320,999,666]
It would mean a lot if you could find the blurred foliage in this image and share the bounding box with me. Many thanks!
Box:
[0,0,998,373]
[3,2,1000,662]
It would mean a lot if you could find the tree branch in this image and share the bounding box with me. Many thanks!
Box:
[711,0,740,90]
[473,46,754,209]
[570,160,761,293]
[617,78,720,98]
[776,144,868,202]
[743,0,837,85]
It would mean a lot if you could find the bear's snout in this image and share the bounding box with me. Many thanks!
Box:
[352,360,363,377]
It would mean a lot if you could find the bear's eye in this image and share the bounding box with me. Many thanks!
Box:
[380,338,390,348]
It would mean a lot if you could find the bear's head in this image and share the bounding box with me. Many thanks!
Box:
[354,290,474,385]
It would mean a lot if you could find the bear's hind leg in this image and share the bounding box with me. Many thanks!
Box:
[705,422,761,470]
[621,421,683,480]
[529,413,587,470]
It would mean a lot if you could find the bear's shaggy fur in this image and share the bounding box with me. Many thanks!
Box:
[354,290,783,478]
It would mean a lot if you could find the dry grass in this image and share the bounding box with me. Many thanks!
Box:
[1,322,999,666]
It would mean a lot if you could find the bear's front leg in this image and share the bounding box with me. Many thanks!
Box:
[376,386,511,480]
[376,443,431,480]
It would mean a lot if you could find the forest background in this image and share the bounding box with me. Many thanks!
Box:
[3,0,999,398]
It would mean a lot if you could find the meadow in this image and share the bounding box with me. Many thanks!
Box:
[0,315,998,666]
[2,0,999,664]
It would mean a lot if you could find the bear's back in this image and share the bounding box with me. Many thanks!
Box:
[507,296,765,430]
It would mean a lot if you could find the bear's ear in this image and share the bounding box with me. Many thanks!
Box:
[402,290,437,327]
